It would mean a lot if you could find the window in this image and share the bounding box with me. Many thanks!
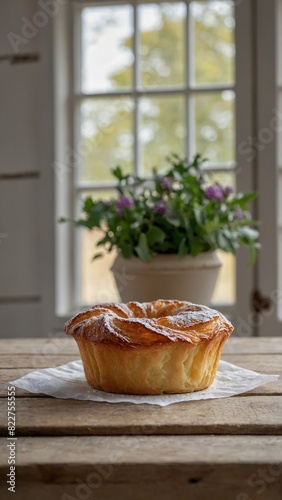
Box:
[70,0,237,309]
[53,0,281,336]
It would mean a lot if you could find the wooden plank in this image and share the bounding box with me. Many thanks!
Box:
[0,337,77,355]
[0,354,282,376]
[0,396,281,436]
[0,364,281,398]
[2,435,282,466]
[0,354,79,369]
[0,336,282,355]
[0,369,47,398]
[0,353,280,397]
[1,380,282,399]
[2,380,282,398]
[223,336,282,354]
[1,350,281,372]
[221,354,282,372]
[0,436,281,500]
[1,478,281,500]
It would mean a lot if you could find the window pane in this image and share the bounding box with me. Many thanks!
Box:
[212,251,235,305]
[190,0,235,86]
[206,170,236,190]
[80,98,134,182]
[139,2,186,88]
[140,95,186,174]
[192,90,235,163]
[81,5,134,93]
[79,190,120,305]
[80,230,119,305]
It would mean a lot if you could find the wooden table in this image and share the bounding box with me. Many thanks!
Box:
[0,337,281,500]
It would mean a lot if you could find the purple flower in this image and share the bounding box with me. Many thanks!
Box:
[153,201,167,216]
[116,195,134,215]
[160,176,173,191]
[204,185,224,202]
[222,185,233,197]
[233,209,245,220]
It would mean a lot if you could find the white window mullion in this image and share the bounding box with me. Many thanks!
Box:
[54,1,76,320]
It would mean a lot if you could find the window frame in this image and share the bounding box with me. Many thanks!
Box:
[255,0,281,336]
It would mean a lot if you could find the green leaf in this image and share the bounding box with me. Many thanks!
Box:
[135,233,151,262]
[190,239,206,256]
[120,244,134,259]
[86,212,102,228]
[193,206,204,226]
[166,217,181,227]
[239,227,260,240]
[90,201,105,213]
[178,238,188,258]
[230,192,257,209]
[112,166,123,181]
[92,253,103,261]
[146,225,166,246]
[217,232,236,254]
[74,219,94,229]
[83,197,94,213]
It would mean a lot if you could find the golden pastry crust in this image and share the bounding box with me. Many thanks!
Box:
[65,299,233,395]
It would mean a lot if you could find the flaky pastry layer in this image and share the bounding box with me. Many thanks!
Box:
[65,299,233,348]
[65,300,233,395]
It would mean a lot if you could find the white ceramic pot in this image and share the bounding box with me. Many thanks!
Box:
[111,251,222,306]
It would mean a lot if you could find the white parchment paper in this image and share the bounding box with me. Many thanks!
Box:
[10,360,278,407]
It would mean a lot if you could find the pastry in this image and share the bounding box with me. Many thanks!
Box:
[65,299,233,395]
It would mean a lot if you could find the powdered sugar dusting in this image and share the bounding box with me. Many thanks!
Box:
[65,300,233,347]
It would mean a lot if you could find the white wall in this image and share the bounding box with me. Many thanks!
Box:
[0,0,55,337]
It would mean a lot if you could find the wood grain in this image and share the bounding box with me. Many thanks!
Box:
[0,337,78,355]
[1,434,281,465]
[1,345,282,371]
[1,352,281,371]
[0,436,282,500]
[1,479,281,500]
[223,336,282,354]
[0,354,79,369]
[222,354,282,371]
[1,357,281,398]
[0,336,281,355]
[0,396,281,436]
[0,338,281,500]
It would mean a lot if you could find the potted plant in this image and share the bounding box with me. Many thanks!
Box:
[61,154,259,305]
